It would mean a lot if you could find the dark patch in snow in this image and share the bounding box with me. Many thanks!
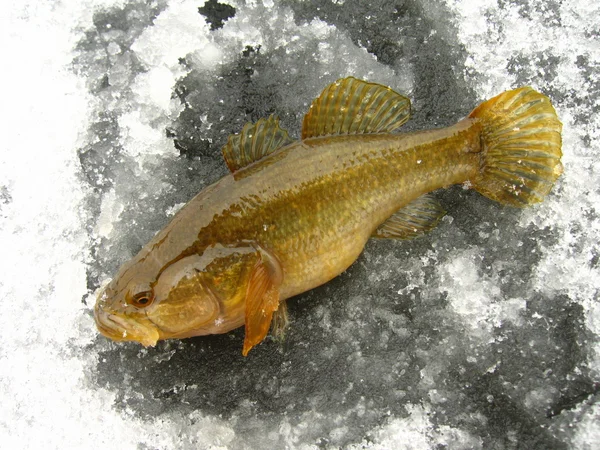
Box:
[73,0,170,291]
[281,0,477,129]
[573,55,600,126]
[77,112,122,192]
[198,0,236,31]
[73,0,167,94]
[497,0,563,26]
[507,51,562,86]
[0,185,12,206]
[170,45,291,159]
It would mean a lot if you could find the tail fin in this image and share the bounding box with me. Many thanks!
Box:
[469,87,562,207]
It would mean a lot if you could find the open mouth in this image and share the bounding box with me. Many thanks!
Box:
[94,303,160,347]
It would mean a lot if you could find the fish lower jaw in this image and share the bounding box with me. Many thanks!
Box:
[95,308,160,346]
[111,314,160,346]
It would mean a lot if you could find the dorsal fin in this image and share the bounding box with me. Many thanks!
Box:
[372,194,446,240]
[302,77,411,139]
[222,115,293,173]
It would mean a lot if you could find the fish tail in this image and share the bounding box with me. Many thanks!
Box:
[469,87,563,206]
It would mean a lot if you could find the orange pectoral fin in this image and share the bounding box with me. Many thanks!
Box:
[242,248,283,356]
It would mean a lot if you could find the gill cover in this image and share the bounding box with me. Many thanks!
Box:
[149,244,284,354]
[148,255,219,334]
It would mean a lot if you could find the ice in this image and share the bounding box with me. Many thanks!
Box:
[2,0,599,448]
[356,403,484,449]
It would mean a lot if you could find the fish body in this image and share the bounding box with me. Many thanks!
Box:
[95,77,562,355]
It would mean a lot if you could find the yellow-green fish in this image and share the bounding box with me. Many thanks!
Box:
[94,77,562,355]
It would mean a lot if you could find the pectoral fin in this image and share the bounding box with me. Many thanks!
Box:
[242,247,284,356]
[270,300,289,341]
[373,194,446,240]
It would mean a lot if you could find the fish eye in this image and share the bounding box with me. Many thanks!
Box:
[130,291,154,308]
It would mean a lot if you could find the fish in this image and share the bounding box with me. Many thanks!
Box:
[94,77,562,355]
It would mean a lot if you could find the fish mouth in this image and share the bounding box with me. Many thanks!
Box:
[94,303,160,347]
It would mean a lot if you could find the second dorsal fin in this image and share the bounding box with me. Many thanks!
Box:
[302,77,411,139]
[222,115,293,173]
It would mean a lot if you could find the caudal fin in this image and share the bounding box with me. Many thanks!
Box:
[469,87,562,207]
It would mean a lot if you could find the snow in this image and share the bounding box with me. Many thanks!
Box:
[1,0,599,448]
[358,403,484,450]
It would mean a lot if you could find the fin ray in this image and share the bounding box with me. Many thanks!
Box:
[222,115,293,173]
[242,247,283,356]
[373,195,446,240]
[469,86,562,207]
[302,77,411,139]
[271,300,289,341]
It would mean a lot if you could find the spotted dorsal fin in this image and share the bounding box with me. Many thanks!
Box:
[302,77,411,139]
[222,115,293,173]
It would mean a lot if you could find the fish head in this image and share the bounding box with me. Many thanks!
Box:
[94,260,163,346]
[94,244,258,346]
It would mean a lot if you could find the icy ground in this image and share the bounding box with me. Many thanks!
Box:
[1,0,599,448]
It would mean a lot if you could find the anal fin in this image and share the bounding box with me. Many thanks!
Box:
[373,194,446,240]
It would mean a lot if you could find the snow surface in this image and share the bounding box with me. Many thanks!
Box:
[1,0,599,448]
